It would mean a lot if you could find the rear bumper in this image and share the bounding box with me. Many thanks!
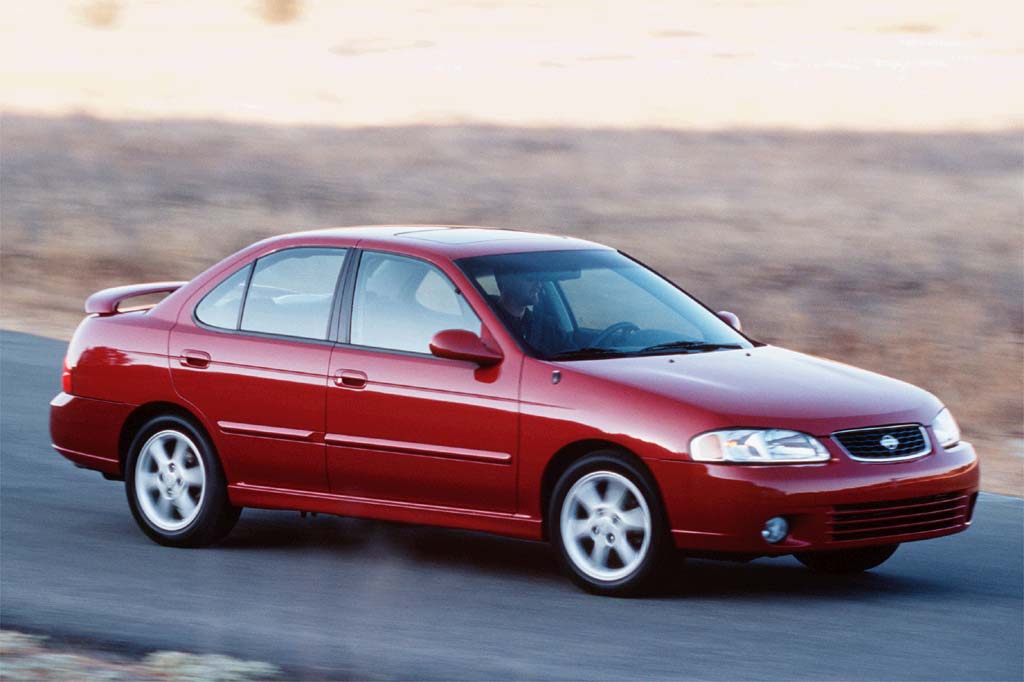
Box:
[50,392,133,476]
[649,440,980,554]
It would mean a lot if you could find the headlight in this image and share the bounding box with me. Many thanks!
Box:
[690,429,830,464]
[932,407,961,448]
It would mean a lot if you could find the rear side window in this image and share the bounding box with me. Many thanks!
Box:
[195,265,251,330]
[239,248,347,340]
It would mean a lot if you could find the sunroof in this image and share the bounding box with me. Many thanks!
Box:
[397,228,554,245]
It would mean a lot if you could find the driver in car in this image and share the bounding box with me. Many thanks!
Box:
[494,270,541,344]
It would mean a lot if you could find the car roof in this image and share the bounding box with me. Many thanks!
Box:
[270,225,611,260]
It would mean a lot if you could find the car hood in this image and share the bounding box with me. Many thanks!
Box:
[563,345,943,435]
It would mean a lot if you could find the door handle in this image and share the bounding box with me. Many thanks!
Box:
[179,349,211,369]
[333,369,367,389]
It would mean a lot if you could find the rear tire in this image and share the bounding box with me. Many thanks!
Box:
[795,544,899,574]
[549,452,669,596]
[125,415,240,547]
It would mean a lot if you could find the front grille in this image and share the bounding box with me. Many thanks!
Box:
[827,492,971,542]
[832,424,930,461]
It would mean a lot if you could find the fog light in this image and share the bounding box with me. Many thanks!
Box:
[761,516,789,544]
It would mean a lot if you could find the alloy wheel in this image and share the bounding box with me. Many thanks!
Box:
[559,470,652,581]
[133,429,206,532]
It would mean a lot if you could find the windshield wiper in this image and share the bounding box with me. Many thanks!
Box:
[637,340,744,355]
[548,341,744,361]
[546,347,631,361]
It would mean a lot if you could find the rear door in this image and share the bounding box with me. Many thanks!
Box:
[325,250,521,513]
[170,246,349,492]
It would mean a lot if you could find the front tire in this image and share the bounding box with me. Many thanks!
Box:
[795,544,899,574]
[550,452,669,596]
[125,415,240,547]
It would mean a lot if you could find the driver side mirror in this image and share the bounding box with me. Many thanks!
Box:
[717,310,742,332]
[429,329,504,366]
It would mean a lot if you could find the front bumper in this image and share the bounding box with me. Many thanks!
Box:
[648,440,979,554]
[50,392,134,476]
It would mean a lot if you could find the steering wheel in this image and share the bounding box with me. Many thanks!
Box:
[589,321,640,349]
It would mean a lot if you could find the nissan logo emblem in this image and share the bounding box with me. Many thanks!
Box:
[880,434,900,451]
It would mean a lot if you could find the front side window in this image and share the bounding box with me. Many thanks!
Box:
[237,247,347,340]
[457,249,752,359]
[350,252,481,353]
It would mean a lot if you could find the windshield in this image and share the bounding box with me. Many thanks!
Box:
[457,249,753,360]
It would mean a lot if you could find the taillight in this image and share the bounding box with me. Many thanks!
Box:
[62,356,73,394]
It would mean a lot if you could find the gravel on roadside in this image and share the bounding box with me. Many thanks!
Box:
[0,630,281,681]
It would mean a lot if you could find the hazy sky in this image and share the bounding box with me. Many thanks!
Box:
[2,0,1020,129]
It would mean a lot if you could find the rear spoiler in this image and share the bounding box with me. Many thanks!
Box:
[84,281,188,316]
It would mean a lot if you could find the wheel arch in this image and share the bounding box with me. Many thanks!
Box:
[539,439,666,540]
[118,401,216,474]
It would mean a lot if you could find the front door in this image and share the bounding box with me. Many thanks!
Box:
[325,250,520,513]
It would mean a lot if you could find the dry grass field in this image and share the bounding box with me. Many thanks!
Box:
[1,114,1020,493]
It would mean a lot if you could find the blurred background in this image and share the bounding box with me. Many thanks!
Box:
[1,0,1021,493]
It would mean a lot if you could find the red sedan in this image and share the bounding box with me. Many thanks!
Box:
[50,226,979,595]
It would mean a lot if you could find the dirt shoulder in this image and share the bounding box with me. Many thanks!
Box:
[0,630,280,681]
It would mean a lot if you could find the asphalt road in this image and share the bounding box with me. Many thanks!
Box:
[2,329,1022,680]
